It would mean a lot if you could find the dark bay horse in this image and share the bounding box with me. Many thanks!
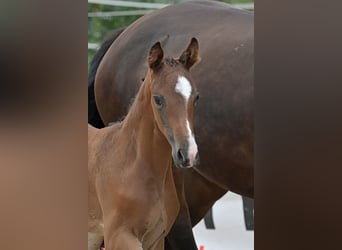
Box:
[88,39,201,250]
[89,0,253,249]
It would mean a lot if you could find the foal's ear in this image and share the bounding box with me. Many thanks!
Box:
[179,38,200,69]
[148,41,164,71]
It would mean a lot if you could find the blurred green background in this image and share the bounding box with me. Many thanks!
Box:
[88,0,254,66]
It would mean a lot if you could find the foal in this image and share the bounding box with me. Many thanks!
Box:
[88,38,200,250]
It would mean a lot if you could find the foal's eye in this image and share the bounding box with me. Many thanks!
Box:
[153,95,164,108]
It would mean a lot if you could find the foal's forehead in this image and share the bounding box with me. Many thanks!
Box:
[154,62,195,96]
[159,71,194,97]
[175,75,192,100]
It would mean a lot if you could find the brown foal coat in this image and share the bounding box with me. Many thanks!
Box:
[88,39,200,250]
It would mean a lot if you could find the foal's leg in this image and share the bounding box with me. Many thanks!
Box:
[165,169,198,250]
[105,232,142,250]
[88,232,104,250]
[149,238,164,250]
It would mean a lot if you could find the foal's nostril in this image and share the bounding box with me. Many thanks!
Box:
[177,148,190,166]
[177,149,185,163]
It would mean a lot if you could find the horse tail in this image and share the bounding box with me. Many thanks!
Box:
[88,27,125,128]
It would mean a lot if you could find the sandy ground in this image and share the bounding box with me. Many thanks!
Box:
[193,192,254,250]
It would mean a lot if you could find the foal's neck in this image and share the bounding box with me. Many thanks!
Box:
[121,73,154,129]
[121,72,172,179]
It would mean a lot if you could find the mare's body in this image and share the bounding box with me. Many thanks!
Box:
[88,39,201,250]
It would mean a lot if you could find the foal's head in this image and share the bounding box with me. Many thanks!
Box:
[146,38,200,168]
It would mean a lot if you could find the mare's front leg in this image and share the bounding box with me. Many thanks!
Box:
[165,168,198,250]
[184,168,227,226]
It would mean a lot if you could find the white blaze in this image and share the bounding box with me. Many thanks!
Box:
[175,76,192,101]
[175,75,198,167]
[186,120,198,166]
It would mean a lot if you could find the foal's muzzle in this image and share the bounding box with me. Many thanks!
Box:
[174,148,200,168]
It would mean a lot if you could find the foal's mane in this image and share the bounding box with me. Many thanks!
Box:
[164,57,180,67]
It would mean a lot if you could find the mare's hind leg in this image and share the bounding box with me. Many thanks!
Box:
[88,232,104,250]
